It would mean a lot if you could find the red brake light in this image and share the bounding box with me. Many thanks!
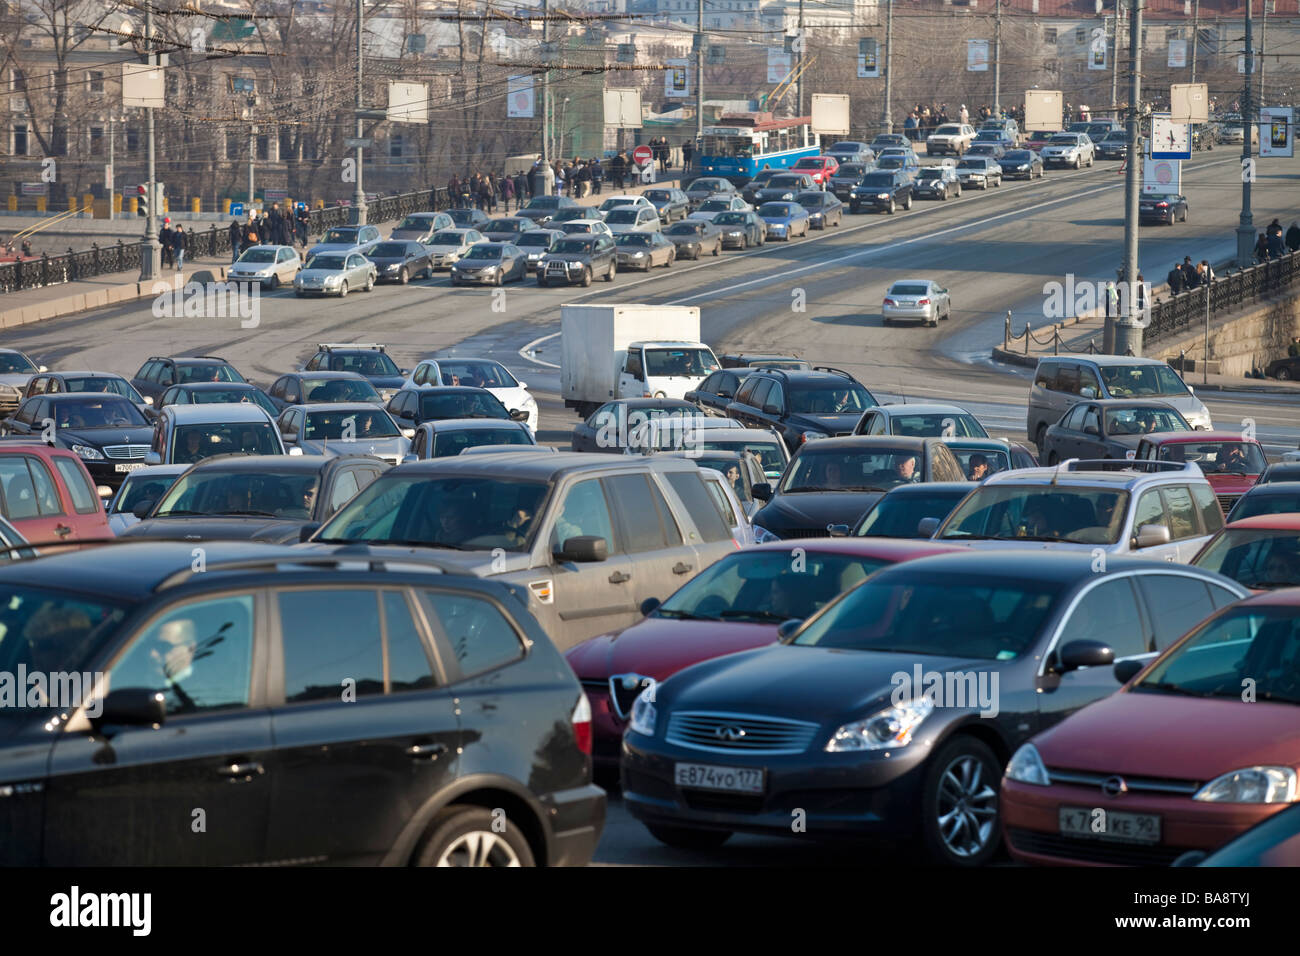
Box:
[918,298,930,305]
[571,692,592,755]
[883,298,896,305]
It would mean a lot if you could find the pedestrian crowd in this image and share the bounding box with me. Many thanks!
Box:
[227,203,311,263]
[1165,256,1217,294]
[1253,219,1300,263]
[903,102,1026,140]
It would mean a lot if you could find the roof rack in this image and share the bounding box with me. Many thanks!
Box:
[156,553,448,592]
[812,366,856,380]
[317,343,386,352]
[188,356,230,363]
[1060,459,1197,474]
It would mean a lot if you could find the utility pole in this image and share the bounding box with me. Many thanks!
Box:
[139,2,159,280]
[107,115,115,221]
[797,0,805,117]
[352,0,367,225]
[882,0,893,133]
[542,0,550,163]
[1110,9,1120,119]
[248,125,256,210]
[1115,0,1143,356]
[1235,0,1255,268]
[1260,0,1271,105]
[993,0,1001,116]
[695,0,704,141]
[1190,0,1199,83]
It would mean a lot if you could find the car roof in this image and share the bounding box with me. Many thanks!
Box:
[179,381,260,391]
[166,356,231,365]
[166,403,275,423]
[296,370,371,380]
[982,461,1200,487]
[880,403,971,415]
[1226,513,1300,531]
[416,386,496,397]
[802,435,931,452]
[428,418,527,432]
[1038,354,1172,367]
[295,402,389,414]
[391,452,702,480]
[878,481,974,496]
[181,453,330,475]
[1248,480,1300,493]
[698,427,783,442]
[876,548,1217,584]
[47,370,126,379]
[42,391,132,402]
[940,437,1010,450]
[1080,399,1179,410]
[605,396,696,408]
[753,369,856,385]
[1140,430,1258,443]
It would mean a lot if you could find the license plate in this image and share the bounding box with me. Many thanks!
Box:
[895,300,915,307]
[114,463,145,473]
[675,762,765,794]
[1059,806,1161,844]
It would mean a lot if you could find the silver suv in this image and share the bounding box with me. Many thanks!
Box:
[146,403,289,466]
[935,459,1224,562]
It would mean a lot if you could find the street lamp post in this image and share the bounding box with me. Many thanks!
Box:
[1235,0,1256,268]
[1115,0,1144,356]
[882,0,893,133]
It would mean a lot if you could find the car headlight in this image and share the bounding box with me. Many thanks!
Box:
[568,260,584,268]
[801,430,827,443]
[522,396,537,408]
[1194,767,1297,804]
[71,443,104,460]
[481,264,498,274]
[781,193,794,200]
[751,524,781,543]
[385,263,399,271]
[324,275,341,286]
[628,689,657,736]
[878,193,890,199]
[632,251,645,257]
[825,698,934,751]
[1017,165,1028,171]
[1005,743,1052,786]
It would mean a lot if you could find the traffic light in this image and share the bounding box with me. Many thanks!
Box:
[136,182,165,217]
[137,184,147,217]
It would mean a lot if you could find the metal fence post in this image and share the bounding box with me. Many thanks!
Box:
[1004,311,1011,348]
[1024,322,1031,355]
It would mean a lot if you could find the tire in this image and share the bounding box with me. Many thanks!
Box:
[580,267,592,287]
[1047,451,1059,465]
[364,274,374,292]
[904,195,913,210]
[537,276,548,287]
[495,269,504,285]
[413,806,535,867]
[267,274,279,290]
[994,177,1001,187]
[1277,368,1291,381]
[646,824,733,850]
[398,268,408,285]
[338,281,348,297]
[954,185,962,197]
[1074,156,1081,170]
[919,736,1002,867]
[1088,154,1094,167]
[712,242,720,256]
[1182,208,1188,223]
[887,199,895,215]
[740,237,748,250]
[1034,423,1048,455]
[606,261,616,281]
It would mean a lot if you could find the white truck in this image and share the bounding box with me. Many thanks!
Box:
[560,303,720,417]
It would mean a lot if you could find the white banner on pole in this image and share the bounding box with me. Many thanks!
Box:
[1089,27,1108,70]
[1142,157,1181,195]
[1167,39,1187,68]
[767,49,792,84]
[967,39,989,72]
[1260,107,1294,158]
[857,38,879,78]
[665,59,690,98]
[507,75,535,118]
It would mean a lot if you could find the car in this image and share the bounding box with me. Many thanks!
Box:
[740,169,781,204]
[854,402,986,439]
[653,447,766,514]
[1225,481,1300,523]
[276,403,410,464]
[790,155,838,185]
[513,228,562,268]
[756,201,810,240]
[641,187,690,223]
[604,206,661,235]
[796,190,843,229]
[699,464,755,546]
[686,368,753,417]
[423,228,486,269]
[622,415,746,456]
[667,423,790,483]
[386,386,529,437]
[849,482,973,538]
[713,210,767,249]
[980,117,1021,143]
[268,372,382,414]
[754,173,818,204]
[450,241,529,285]
[294,250,377,297]
[1179,804,1300,866]
[549,206,607,224]
[1139,193,1189,225]
[480,217,539,242]
[718,354,808,370]
[407,418,537,459]
[570,398,701,454]
[1095,129,1129,159]
[966,142,1008,161]
[726,367,879,453]
[1192,513,1300,590]
[684,177,737,207]
[621,550,1244,863]
[935,458,1225,562]
[687,196,750,222]
[1027,356,1213,454]
[941,437,1037,478]
[105,463,187,534]
[402,358,538,433]
[749,436,966,541]
[364,240,434,283]
[2,392,156,494]
[0,540,605,866]
[123,452,389,542]
[557,220,614,238]
[516,195,580,225]
[1265,355,1300,380]
[0,443,111,543]
[999,149,1044,180]
[145,402,287,467]
[1259,461,1300,483]
[827,162,871,201]
[880,280,952,327]
[1040,132,1095,168]
[850,170,913,214]
[131,355,247,405]
[1040,400,1192,464]
[926,123,977,155]
[1065,121,1094,134]
[445,206,491,229]
[387,211,455,243]
[1084,120,1123,141]
[228,244,301,289]
[1003,584,1300,867]
[955,156,1002,190]
[869,133,910,153]
[566,538,963,773]
[306,224,382,258]
[614,231,676,270]
[1134,431,1267,516]
[24,370,151,416]
[912,165,962,200]
[873,153,920,175]
[308,452,737,649]
[157,382,279,419]
[1023,129,1058,151]
[823,141,875,165]
[537,235,618,286]
[303,344,408,401]
[663,219,723,259]
[598,194,655,217]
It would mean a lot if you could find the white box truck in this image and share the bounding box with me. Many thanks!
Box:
[560,303,720,417]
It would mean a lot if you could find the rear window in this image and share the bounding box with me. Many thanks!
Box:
[663,471,733,543]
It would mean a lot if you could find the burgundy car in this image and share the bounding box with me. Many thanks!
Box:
[1192,513,1300,592]
[1002,589,1300,866]
[564,538,964,773]
[1134,431,1267,516]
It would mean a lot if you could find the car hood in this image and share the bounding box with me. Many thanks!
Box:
[540,252,593,263]
[298,267,347,279]
[789,412,861,434]
[1033,691,1300,780]
[369,256,413,267]
[57,425,154,448]
[566,617,779,682]
[938,538,1118,553]
[482,232,523,241]
[426,243,466,254]
[307,543,531,577]
[1204,473,1259,492]
[0,373,35,388]
[754,491,885,532]
[124,515,307,544]
[516,209,554,221]
[389,230,429,240]
[307,243,361,256]
[359,375,406,391]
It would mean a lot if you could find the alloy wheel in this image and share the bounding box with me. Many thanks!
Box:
[935,754,999,859]
[435,831,522,867]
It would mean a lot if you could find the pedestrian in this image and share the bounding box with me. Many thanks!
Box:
[268,205,283,246]
[502,175,515,211]
[591,157,603,195]
[515,170,530,206]
[1166,261,1185,294]
[577,160,591,198]
[681,139,693,173]
[959,104,969,125]
[245,215,259,250]
[448,174,460,205]
[1199,260,1216,284]
[1287,222,1300,254]
[611,151,626,190]
[1255,231,1270,263]
[171,223,186,271]
[295,204,309,249]
[1135,273,1146,310]
[160,218,174,268]
[1268,226,1286,259]
[229,217,242,262]
[1182,256,1201,290]
[555,162,566,197]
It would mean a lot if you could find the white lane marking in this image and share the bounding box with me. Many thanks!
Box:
[520,330,561,368]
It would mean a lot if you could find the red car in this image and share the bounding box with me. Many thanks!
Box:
[564,538,964,773]
[1023,130,1058,151]
[1192,513,1300,591]
[0,444,111,546]
[1002,588,1300,866]
[791,155,839,185]
[1134,430,1267,515]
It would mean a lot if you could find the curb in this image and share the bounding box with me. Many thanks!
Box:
[0,264,231,329]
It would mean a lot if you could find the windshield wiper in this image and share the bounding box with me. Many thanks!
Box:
[1250,580,1300,590]
[654,608,720,621]
[718,609,789,622]
[1133,680,1206,698]
[218,510,278,518]
[153,509,208,517]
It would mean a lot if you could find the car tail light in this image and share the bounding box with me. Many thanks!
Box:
[883,298,896,306]
[918,298,930,305]
[572,692,593,754]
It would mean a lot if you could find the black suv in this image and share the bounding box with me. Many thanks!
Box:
[130,356,248,403]
[725,367,879,453]
[850,170,914,214]
[0,541,605,866]
[303,344,408,401]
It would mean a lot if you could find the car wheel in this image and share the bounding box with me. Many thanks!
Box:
[740,237,749,250]
[364,274,374,292]
[713,242,720,255]
[580,266,592,287]
[954,185,962,197]
[646,824,733,850]
[267,274,280,290]
[904,194,913,210]
[1277,367,1292,381]
[398,267,408,284]
[1074,156,1081,169]
[887,199,895,215]
[1182,208,1189,223]
[919,736,1002,867]
[1035,423,1048,454]
[338,281,348,297]
[606,261,617,281]
[1047,451,1060,465]
[495,269,504,285]
[414,806,535,867]
[1088,154,1094,167]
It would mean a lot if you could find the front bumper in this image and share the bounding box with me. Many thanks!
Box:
[851,194,895,210]
[539,262,588,284]
[83,457,146,491]
[672,243,703,259]
[451,269,500,285]
[617,253,652,270]
[1043,154,1076,166]
[720,232,749,248]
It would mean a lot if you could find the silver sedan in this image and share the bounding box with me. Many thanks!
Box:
[882,279,951,328]
[294,251,377,297]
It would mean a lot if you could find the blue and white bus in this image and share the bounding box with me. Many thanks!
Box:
[697,114,821,183]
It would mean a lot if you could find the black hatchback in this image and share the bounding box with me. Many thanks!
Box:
[725,367,878,453]
[0,541,604,866]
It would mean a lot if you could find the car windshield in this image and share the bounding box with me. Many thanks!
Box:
[172,422,280,464]
[787,384,875,414]
[487,220,525,232]
[322,229,359,244]
[1104,406,1190,435]
[368,242,408,257]
[691,180,728,192]
[606,209,640,224]
[0,353,36,373]
[238,248,277,263]
[307,255,347,270]
[698,200,730,212]
[1195,529,1300,589]
[526,197,561,209]
[703,439,786,476]
[302,378,381,402]
[713,213,747,225]
[1098,364,1191,397]
[657,550,889,623]
[877,157,905,168]
[666,222,705,235]
[934,125,962,135]
[1156,441,1265,473]
[430,232,466,245]
[419,391,508,420]
[176,363,243,384]
[946,446,1011,478]
[890,413,987,438]
[767,177,803,188]
[758,203,795,217]
[394,217,434,231]
[50,397,147,427]
[113,471,181,514]
[0,587,127,707]
[188,388,277,415]
[434,361,517,388]
[956,159,986,169]
[1103,132,1127,142]
[796,192,828,206]
[64,377,139,401]
[793,158,824,168]
[1134,606,1300,704]
[781,447,923,493]
[644,190,672,202]
[940,485,1130,544]
[431,427,531,457]
[463,245,503,260]
[831,142,864,151]
[323,351,399,376]
[317,474,550,552]
[600,198,638,211]
[447,210,479,225]
[303,409,398,439]
[916,168,945,180]
[858,174,895,187]
[1232,491,1300,521]
[1049,135,1079,144]
[616,233,653,246]
[644,348,719,377]
[560,223,597,233]
[856,490,969,537]
[550,239,595,254]
[791,570,1061,659]
[155,470,321,519]
[835,164,867,178]
[516,233,554,247]
[1003,151,1033,161]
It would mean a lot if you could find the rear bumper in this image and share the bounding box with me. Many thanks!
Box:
[544,783,607,866]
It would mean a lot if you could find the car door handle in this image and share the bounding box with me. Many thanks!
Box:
[608,570,632,584]
[673,562,693,574]
[407,742,448,760]
[216,761,264,779]
[53,524,72,538]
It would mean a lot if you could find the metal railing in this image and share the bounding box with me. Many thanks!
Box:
[1003,312,1134,357]
[1146,249,1300,341]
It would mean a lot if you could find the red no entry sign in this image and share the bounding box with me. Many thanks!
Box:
[633,145,653,166]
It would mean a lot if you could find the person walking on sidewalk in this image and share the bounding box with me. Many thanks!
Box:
[502,174,515,211]
[1166,261,1185,295]
[1287,222,1300,254]
[295,204,310,250]
[160,219,174,268]
[681,139,693,173]
[171,223,186,271]
[610,151,626,190]
[229,217,242,262]
[591,157,603,195]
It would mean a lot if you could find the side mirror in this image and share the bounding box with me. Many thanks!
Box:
[38,365,48,373]
[1135,524,1172,548]
[401,427,415,439]
[516,381,527,389]
[280,430,298,443]
[1080,387,1097,399]
[131,498,155,519]
[401,453,419,464]
[298,522,321,542]
[558,535,607,563]
[716,388,733,399]
[776,618,804,640]
[1114,658,1146,684]
[96,485,113,499]
[144,451,162,466]
[639,596,661,617]
[751,482,772,501]
[509,409,530,422]
[1057,639,1115,673]
[287,447,304,457]
[91,688,166,731]
[917,516,941,537]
